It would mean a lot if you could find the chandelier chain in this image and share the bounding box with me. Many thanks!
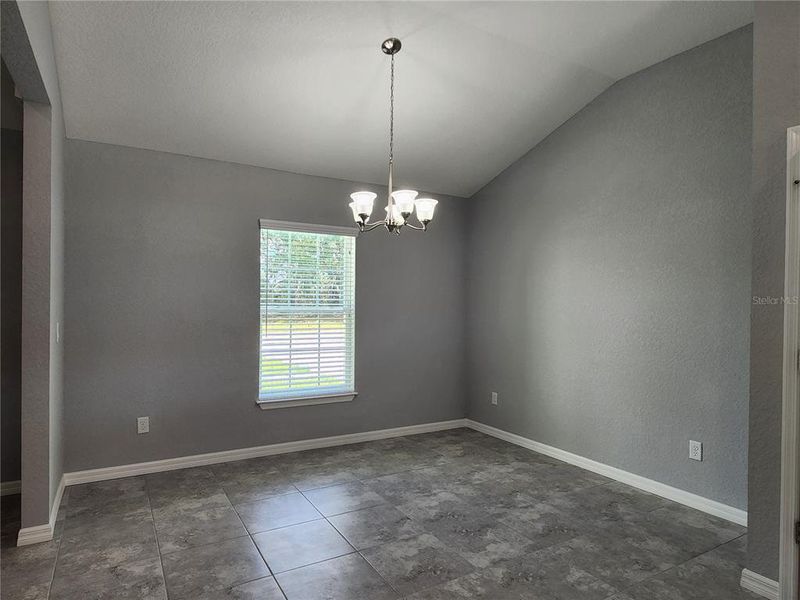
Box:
[389,53,394,167]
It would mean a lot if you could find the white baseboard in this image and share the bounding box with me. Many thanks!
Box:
[64,419,469,486]
[17,475,65,547]
[19,420,464,543]
[740,569,780,600]
[16,522,54,547]
[0,479,21,496]
[465,419,748,527]
[41,418,748,547]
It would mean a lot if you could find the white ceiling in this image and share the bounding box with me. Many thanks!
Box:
[49,1,752,198]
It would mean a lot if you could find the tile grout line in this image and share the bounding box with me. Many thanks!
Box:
[247,536,289,600]
[613,531,750,596]
[155,468,253,599]
[206,465,283,599]
[224,468,291,600]
[297,467,426,597]
[229,453,446,523]
[357,549,404,597]
[45,491,68,600]
[155,466,282,598]
[246,463,385,596]
[302,471,476,598]
[144,475,171,600]
[276,492,400,598]
[267,549,359,577]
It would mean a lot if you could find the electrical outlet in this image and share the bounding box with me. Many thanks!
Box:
[137,417,150,434]
[491,392,498,406]
[689,440,703,461]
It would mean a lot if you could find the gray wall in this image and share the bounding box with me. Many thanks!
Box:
[1,0,66,527]
[21,99,54,527]
[22,0,66,527]
[63,140,467,471]
[1,60,23,485]
[747,1,800,581]
[466,27,752,510]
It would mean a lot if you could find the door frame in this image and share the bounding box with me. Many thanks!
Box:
[780,125,800,600]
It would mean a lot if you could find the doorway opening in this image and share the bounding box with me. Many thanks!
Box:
[1,55,24,546]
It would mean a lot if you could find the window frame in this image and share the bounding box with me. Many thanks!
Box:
[256,219,358,410]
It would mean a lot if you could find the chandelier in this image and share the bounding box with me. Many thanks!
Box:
[348,38,438,235]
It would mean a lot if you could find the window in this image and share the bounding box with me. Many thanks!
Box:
[258,220,356,408]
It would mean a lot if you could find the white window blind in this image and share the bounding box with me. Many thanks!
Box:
[259,220,356,402]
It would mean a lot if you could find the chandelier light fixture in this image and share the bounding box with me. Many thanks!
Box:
[348,38,438,235]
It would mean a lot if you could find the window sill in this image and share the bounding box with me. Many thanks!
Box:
[256,392,358,410]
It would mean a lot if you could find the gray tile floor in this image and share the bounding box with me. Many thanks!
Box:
[0,428,759,599]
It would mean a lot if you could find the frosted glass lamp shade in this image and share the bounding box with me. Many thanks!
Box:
[348,202,364,224]
[391,189,418,216]
[414,198,438,223]
[350,191,376,220]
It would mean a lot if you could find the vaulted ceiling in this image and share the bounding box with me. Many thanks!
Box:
[49,1,752,197]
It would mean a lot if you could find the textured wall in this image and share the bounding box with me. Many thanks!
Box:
[3,0,67,529]
[747,1,800,582]
[64,140,467,471]
[20,101,53,527]
[466,27,752,510]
